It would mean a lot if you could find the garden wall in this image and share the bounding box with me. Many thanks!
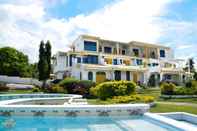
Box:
[0,75,42,86]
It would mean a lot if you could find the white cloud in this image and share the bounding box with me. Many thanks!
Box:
[0,0,182,62]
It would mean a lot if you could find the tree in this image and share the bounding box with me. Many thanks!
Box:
[37,40,52,87]
[0,47,31,77]
[185,58,195,73]
[38,41,46,81]
[29,63,39,78]
[45,40,51,79]
[193,72,197,81]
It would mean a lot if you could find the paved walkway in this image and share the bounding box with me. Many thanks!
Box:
[156,101,197,107]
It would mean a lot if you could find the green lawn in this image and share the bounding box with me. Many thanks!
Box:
[150,103,197,115]
[0,89,41,94]
[88,88,197,114]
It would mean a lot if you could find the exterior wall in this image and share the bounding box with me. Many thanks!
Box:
[0,75,42,86]
[53,53,67,73]
[56,72,64,79]
[53,35,185,85]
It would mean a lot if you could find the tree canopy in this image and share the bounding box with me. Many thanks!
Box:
[184,58,195,73]
[38,40,51,81]
[0,47,31,77]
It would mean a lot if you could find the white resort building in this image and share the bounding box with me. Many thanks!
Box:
[52,35,187,85]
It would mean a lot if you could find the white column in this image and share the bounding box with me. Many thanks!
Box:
[93,71,96,82]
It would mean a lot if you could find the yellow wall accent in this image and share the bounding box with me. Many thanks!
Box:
[123,59,130,65]
[133,73,138,83]
[96,72,106,83]
[105,58,112,64]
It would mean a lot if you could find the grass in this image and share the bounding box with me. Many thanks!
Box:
[150,103,197,115]
[87,99,113,105]
[88,87,197,114]
[0,89,41,94]
[138,88,197,104]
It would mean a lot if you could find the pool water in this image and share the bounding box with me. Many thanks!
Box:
[0,116,182,131]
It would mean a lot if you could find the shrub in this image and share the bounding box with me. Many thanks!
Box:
[50,85,67,93]
[110,95,154,104]
[112,96,137,103]
[160,82,176,95]
[32,87,40,92]
[59,78,95,95]
[174,87,193,95]
[0,83,9,92]
[90,81,136,100]
[185,81,192,88]
[142,96,155,103]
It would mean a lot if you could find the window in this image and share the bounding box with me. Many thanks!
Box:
[136,59,142,65]
[80,72,82,80]
[150,51,156,59]
[160,50,165,57]
[99,46,102,52]
[113,59,118,65]
[104,47,112,53]
[133,49,139,56]
[77,57,81,63]
[122,50,126,55]
[84,41,97,51]
[83,55,98,64]
[152,63,159,67]
[114,70,121,80]
[88,72,93,81]
[69,55,73,66]
[126,71,130,81]
[120,59,123,64]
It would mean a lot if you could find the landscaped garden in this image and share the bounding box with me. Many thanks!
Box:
[1,77,197,114]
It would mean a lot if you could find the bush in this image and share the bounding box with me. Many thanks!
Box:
[112,95,137,103]
[32,87,40,92]
[185,81,192,88]
[160,82,176,95]
[0,83,9,92]
[90,81,136,100]
[142,96,155,103]
[174,87,193,95]
[50,85,67,93]
[59,78,95,95]
[110,95,154,104]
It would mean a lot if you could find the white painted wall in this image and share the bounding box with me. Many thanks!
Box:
[53,53,67,73]
[0,75,42,86]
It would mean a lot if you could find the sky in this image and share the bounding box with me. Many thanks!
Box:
[0,0,197,65]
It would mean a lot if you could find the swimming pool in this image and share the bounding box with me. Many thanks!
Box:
[0,115,182,131]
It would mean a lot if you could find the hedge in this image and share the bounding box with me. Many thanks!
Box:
[161,81,197,95]
[160,82,176,95]
[90,81,136,100]
[59,77,95,95]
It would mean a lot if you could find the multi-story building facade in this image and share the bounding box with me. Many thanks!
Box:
[52,35,186,85]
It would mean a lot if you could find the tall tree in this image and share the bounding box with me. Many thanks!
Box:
[0,47,31,77]
[38,40,52,86]
[38,41,46,81]
[45,40,51,79]
[185,58,195,73]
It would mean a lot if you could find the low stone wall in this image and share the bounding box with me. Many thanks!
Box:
[0,94,82,101]
[159,112,197,125]
[0,75,42,86]
[160,95,197,99]
[145,113,197,130]
[0,104,149,117]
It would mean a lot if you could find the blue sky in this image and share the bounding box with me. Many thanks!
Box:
[47,0,116,19]
[0,0,196,65]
